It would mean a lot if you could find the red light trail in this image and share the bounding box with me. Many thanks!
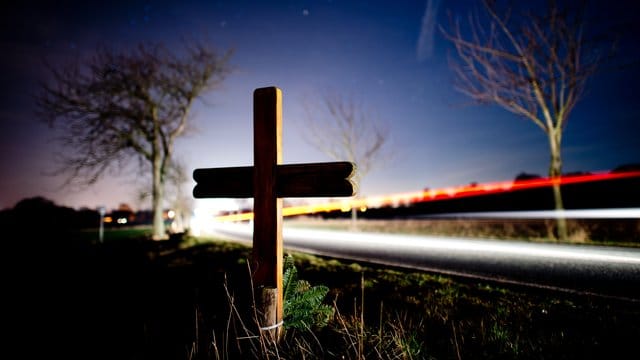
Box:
[212,170,640,222]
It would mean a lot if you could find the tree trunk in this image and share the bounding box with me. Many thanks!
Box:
[350,206,358,231]
[548,130,568,241]
[151,154,166,240]
[350,191,360,231]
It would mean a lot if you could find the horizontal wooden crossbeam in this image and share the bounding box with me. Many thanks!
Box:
[193,161,356,198]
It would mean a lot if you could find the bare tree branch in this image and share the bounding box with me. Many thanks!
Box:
[302,92,390,185]
[442,0,604,240]
[36,41,232,239]
[301,91,391,226]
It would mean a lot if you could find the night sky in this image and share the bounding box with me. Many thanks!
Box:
[1,0,639,212]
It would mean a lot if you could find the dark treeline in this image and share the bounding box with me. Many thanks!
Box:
[0,196,100,237]
[0,197,159,238]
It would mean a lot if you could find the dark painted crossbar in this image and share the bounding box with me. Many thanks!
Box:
[193,161,356,198]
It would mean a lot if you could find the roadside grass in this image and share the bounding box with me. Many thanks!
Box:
[73,225,153,242]
[24,232,640,359]
[286,249,640,359]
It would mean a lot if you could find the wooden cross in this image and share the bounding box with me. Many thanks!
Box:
[193,87,356,338]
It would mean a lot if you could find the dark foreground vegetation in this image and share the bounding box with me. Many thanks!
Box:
[9,229,640,360]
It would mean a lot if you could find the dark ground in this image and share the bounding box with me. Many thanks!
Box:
[7,231,640,359]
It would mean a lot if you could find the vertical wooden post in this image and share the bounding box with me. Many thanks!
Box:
[252,87,283,338]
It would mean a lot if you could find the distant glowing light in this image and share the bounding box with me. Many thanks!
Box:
[104,216,113,223]
[117,217,127,224]
[167,210,176,219]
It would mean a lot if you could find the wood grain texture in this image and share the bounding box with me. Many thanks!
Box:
[251,86,284,324]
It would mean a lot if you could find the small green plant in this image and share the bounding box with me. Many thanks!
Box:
[283,254,334,330]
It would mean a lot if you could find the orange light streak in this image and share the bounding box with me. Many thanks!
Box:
[212,170,640,222]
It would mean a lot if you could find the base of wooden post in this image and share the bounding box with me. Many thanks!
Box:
[256,286,281,341]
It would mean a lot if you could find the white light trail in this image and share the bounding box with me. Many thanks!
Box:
[421,208,640,219]
[207,222,640,265]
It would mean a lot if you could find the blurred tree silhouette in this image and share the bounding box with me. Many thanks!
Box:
[302,92,390,227]
[37,41,232,239]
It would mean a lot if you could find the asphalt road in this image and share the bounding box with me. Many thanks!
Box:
[205,223,640,301]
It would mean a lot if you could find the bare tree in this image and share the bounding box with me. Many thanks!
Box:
[37,42,232,239]
[442,1,600,240]
[164,160,193,234]
[302,92,390,225]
